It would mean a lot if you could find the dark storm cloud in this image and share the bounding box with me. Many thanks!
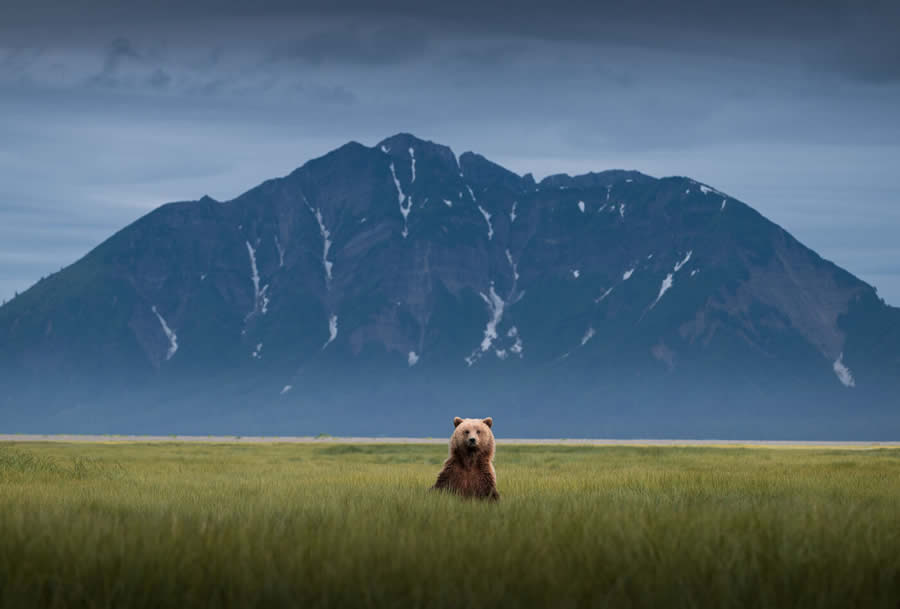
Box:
[147,68,172,89]
[88,36,140,87]
[102,37,139,71]
[3,0,899,80]
[269,23,429,66]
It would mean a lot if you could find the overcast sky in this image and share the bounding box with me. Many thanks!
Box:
[2,0,899,304]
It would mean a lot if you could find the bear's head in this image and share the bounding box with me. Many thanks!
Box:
[450,417,495,458]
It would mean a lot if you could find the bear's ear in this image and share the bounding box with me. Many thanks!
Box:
[482,417,493,428]
[453,417,463,427]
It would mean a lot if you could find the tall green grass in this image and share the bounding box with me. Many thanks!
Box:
[1,442,899,608]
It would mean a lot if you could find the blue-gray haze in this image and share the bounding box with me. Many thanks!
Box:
[2,0,899,305]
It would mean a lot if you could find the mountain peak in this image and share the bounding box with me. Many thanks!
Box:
[375,133,460,179]
[539,170,654,190]
[376,133,454,159]
[459,151,526,192]
[2,134,897,438]
[377,132,426,149]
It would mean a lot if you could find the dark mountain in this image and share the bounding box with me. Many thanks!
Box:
[2,133,898,438]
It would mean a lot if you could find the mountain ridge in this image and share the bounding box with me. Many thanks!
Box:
[1,133,897,438]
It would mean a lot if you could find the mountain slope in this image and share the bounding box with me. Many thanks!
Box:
[1,133,897,438]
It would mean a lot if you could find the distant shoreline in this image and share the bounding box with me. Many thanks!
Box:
[1,434,898,447]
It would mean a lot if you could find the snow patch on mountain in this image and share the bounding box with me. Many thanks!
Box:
[619,203,626,218]
[246,241,260,302]
[510,201,518,223]
[581,326,595,346]
[674,250,693,273]
[691,269,700,277]
[623,268,635,280]
[245,241,269,317]
[312,208,334,283]
[459,251,525,363]
[404,197,414,222]
[721,199,727,211]
[478,205,494,240]
[572,269,580,279]
[409,147,416,183]
[251,343,263,359]
[151,306,178,361]
[479,285,504,352]
[578,200,585,213]
[694,181,725,197]
[505,250,520,281]
[833,353,856,388]
[323,314,338,349]
[508,326,524,356]
[390,162,413,238]
[274,236,285,268]
[466,184,477,203]
[408,351,419,367]
[443,199,453,208]
[465,283,506,366]
[650,273,674,309]
[280,385,292,395]
[595,287,614,303]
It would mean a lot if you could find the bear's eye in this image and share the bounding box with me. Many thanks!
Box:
[476,430,481,435]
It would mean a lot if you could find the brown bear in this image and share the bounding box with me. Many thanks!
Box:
[431,417,499,501]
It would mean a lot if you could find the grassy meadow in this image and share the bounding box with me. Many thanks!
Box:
[1,441,899,608]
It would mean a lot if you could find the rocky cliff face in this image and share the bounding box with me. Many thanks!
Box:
[1,133,897,438]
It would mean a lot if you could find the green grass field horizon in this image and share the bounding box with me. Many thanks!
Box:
[2,441,899,608]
